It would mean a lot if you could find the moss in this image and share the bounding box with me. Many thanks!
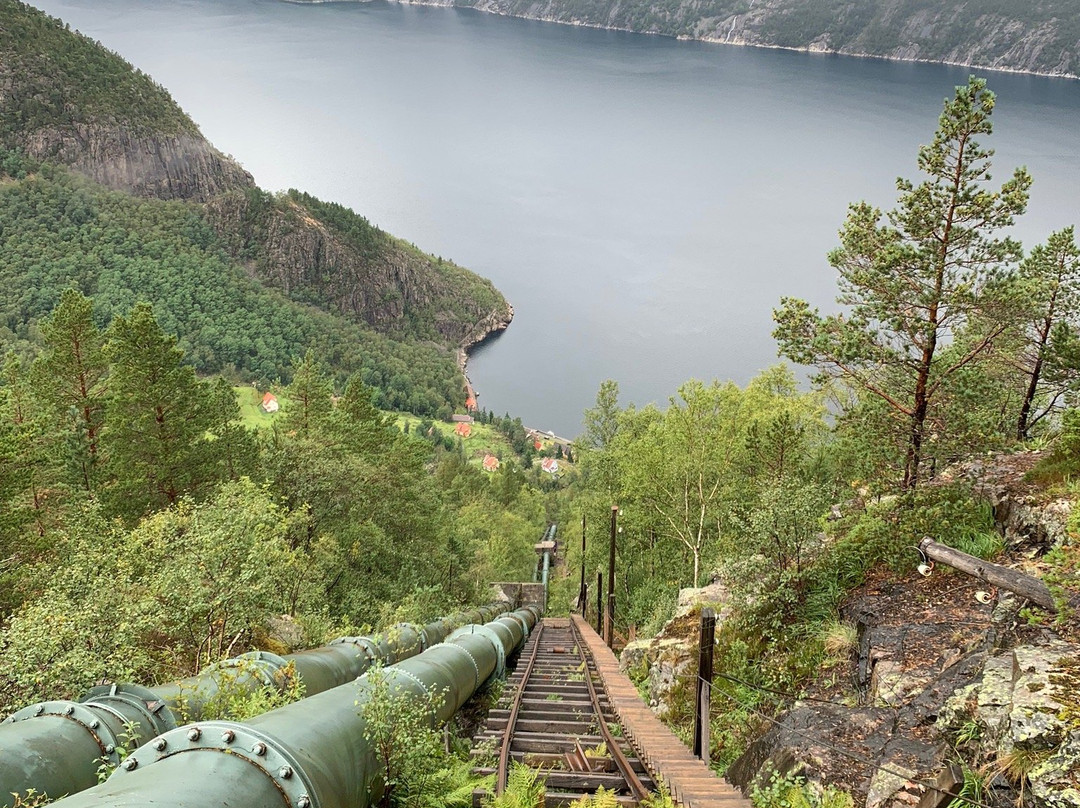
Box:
[1050,655,1080,730]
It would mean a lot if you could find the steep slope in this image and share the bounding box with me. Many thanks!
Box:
[379,0,1080,78]
[0,0,512,409]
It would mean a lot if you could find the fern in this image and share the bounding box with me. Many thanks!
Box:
[485,763,546,808]
[568,787,619,808]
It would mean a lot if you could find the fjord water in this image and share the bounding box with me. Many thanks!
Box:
[31,0,1080,436]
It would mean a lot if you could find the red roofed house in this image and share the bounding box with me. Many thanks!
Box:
[260,392,279,414]
[454,422,472,438]
[465,395,477,411]
[482,455,500,472]
[541,457,559,474]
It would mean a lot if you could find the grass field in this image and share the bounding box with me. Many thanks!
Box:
[234,386,288,430]
[393,413,518,466]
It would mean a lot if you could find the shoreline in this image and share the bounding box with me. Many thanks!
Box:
[279,0,1078,81]
[456,303,514,411]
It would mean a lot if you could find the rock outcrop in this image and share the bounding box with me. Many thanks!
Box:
[938,451,1073,551]
[206,191,512,345]
[15,125,254,202]
[620,580,730,718]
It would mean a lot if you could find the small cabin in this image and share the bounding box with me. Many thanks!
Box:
[260,392,279,413]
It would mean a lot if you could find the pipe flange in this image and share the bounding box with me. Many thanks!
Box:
[82,682,178,734]
[330,636,381,665]
[3,700,122,766]
[116,721,318,808]
[446,642,482,690]
[384,667,430,701]
[447,626,506,679]
[506,613,531,640]
[204,651,290,689]
[390,623,423,658]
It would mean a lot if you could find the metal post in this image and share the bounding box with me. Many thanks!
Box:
[581,583,588,619]
[579,513,587,614]
[693,608,716,763]
[605,505,617,648]
[596,572,603,635]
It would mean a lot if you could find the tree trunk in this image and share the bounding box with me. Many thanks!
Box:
[919,538,1057,611]
[1018,302,1057,440]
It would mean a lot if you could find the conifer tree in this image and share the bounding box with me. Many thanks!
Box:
[101,303,216,520]
[774,77,1031,488]
[1013,227,1080,439]
[32,289,107,492]
[284,350,333,437]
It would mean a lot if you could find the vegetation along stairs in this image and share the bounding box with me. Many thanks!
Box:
[470,617,749,807]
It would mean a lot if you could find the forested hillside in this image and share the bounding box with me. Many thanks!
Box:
[0,294,549,713]
[398,0,1080,77]
[0,0,512,414]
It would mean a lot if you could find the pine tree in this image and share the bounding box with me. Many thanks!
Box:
[101,303,216,520]
[1013,227,1080,439]
[774,77,1031,488]
[32,289,108,492]
[284,350,333,437]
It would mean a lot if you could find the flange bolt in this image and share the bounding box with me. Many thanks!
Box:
[279,766,294,780]
[253,742,267,757]
[187,728,202,742]
[89,719,100,730]
[297,796,310,808]
[34,705,44,716]
[63,706,74,716]
[153,738,167,751]
[221,730,236,744]
[122,758,138,771]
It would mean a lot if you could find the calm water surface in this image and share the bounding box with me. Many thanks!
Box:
[30,0,1080,435]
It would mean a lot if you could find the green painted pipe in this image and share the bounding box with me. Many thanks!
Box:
[0,602,511,807]
[40,607,540,808]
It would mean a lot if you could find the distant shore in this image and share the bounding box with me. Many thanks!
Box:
[278,0,1078,81]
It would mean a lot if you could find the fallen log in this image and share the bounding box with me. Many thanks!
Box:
[918,537,1057,612]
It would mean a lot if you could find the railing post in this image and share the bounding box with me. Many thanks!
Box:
[579,513,587,614]
[605,505,617,648]
[596,572,603,635]
[693,608,716,763]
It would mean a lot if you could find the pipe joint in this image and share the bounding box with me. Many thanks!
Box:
[329,635,381,667]
[81,682,178,737]
[3,701,123,766]
[447,626,506,679]
[116,721,318,808]
[204,651,291,690]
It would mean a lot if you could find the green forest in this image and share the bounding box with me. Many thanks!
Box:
[0,293,548,712]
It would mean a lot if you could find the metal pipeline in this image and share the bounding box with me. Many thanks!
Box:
[41,606,541,808]
[541,524,555,609]
[0,601,511,807]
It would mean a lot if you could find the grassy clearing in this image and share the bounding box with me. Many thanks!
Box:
[234,386,289,431]
[393,413,517,466]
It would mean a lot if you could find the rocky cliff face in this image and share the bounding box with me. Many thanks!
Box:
[0,4,255,202]
[207,191,512,347]
[12,124,254,202]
